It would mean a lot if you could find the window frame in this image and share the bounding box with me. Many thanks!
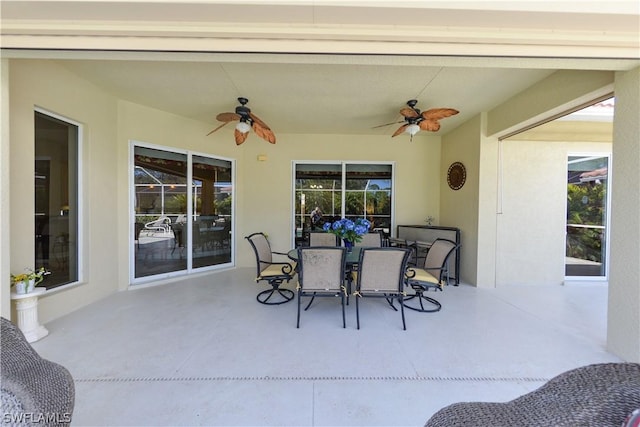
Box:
[291,160,395,247]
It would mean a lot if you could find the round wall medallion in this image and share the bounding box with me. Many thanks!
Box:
[447,162,466,190]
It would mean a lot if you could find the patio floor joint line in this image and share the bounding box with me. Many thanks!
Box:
[75,375,550,383]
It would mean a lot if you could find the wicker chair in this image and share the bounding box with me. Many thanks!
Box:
[404,238,458,313]
[353,247,412,330]
[1,317,75,426]
[296,246,348,328]
[425,362,640,427]
[245,232,296,305]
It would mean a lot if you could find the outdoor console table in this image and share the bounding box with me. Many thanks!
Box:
[10,288,49,343]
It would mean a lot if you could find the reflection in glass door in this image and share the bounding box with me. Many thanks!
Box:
[565,155,610,278]
[134,147,188,278]
[133,146,234,281]
[192,155,233,269]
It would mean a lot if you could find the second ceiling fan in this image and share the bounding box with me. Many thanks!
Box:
[207,97,276,145]
[375,99,459,141]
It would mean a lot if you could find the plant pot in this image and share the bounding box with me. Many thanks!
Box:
[26,279,36,293]
[14,281,27,294]
[344,240,353,253]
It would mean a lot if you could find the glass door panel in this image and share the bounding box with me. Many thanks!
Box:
[134,147,188,278]
[192,155,233,268]
[565,155,609,278]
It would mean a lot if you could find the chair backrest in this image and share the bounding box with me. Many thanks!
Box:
[356,247,412,293]
[355,231,383,247]
[297,247,346,291]
[423,238,458,281]
[245,232,273,274]
[309,232,338,246]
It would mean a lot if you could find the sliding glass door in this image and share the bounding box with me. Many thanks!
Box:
[132,144,234,281]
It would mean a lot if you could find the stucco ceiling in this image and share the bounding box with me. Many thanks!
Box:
[2,1,639,140]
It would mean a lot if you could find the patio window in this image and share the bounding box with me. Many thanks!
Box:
[294,162,393,244]
[34,110,80,289]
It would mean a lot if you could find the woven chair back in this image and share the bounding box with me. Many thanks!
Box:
[423,239,457,281]
[298,247,346,292]
[357,248,411,293]
[246,233,273,273]
[309,232,338,246]
[355,231,383,247]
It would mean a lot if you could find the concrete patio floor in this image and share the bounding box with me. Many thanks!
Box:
[32,267,621,426]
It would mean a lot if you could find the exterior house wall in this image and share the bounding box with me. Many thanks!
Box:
[496,139,611,286]
[440,115,482,285]
[5,59,443,322]
[7,59,120,322]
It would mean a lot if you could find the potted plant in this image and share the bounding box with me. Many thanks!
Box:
[11,267,50,294]
[322,218,371,252]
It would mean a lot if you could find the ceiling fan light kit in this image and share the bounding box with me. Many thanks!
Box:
[235,121,251,134]
[375,99,459,140]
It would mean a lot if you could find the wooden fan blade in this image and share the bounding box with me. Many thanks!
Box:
[421,108,459,121]
[400,107,419,118]
[216,112,241,122]
[392,123,409,137]
[206,121,230,136]
[252,121,276,144]
[234,128,249,145]
[248,112,271,130]
[372,120,404,129]
[419,120,441,132]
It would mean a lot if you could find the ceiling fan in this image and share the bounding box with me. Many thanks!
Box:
[374,99,459,141]
[207,97,276,145]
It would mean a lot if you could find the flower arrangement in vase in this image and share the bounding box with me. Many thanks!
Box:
[11,267,50,294]
[322,218,371,251]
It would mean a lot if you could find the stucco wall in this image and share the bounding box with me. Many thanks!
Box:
[496,139,611,286]
[441,115,482,285]
[5,61,443,322]
[117,100,443,270]
[7,59,120,323]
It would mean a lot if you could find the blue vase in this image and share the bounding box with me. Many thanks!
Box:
[344,240,353,253]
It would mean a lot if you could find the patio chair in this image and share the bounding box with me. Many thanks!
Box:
[309,231,338,246]
[404,238,458,313]
[296,246,348,328]
[354,247,412,330]
[1,317,75,425]
[144,216,171,233]
[425,362,640,427]
[355,230,383,247]
[245,232,296,305]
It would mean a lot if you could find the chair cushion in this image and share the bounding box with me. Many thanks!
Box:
[259,263,295,279]
[407,268,441,286]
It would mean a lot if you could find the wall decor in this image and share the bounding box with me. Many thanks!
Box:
[447,162,466,190]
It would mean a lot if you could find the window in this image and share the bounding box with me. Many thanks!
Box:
[132,144,234,281]
[35,111,80,289]
[294,162,393,245]
[565,155,610,279]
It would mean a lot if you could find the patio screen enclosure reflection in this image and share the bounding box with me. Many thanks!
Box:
[294,162,393,245]
[132,145,234,280]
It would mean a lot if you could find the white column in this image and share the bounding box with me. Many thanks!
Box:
[10,288,49,342]
[608,66,640,362]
